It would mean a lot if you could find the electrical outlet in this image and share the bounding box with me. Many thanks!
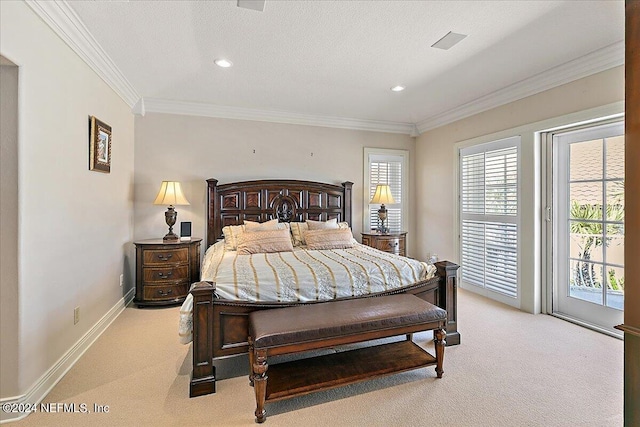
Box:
[74,307,80,325]
[119,274,124,287]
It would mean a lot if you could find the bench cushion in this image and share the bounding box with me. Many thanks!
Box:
[249,294,446,349]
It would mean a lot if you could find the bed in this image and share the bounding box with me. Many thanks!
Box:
[185,178,460,397]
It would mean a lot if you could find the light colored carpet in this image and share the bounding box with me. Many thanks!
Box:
[14,289,622,426]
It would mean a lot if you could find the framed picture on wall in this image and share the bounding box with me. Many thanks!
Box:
[89,116,111,173]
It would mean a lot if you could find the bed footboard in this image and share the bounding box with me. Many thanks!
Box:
[189,262,459,397]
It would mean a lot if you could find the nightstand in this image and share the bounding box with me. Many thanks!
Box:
[134,238,202,307]
[361,232,407,257]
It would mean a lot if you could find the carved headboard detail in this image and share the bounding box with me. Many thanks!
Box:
[206,179,353,248]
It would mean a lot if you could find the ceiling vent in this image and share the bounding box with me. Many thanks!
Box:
[237,0,265,12]
[431,32,467,50]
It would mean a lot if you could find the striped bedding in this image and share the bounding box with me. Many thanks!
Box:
[179,240,436,343]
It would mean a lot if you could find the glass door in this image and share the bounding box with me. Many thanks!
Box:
[551,120,624,336]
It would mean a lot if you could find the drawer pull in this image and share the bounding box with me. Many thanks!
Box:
[157,253,173,260]
[157,271,173,278]
[158,289,173,296]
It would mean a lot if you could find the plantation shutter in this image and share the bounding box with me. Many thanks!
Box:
[460,137,519,298]
[364,149,408,233]
[369,160,402,232]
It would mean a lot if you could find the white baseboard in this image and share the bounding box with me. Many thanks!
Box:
[0,288,135,423]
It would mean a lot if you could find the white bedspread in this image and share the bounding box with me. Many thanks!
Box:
[179,241,436,344]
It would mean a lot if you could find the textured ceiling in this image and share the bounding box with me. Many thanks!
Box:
[66,0,624,130]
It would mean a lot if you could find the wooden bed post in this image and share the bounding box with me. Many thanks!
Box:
[206,178,219,248]
[190,281,217,397]
[342,181,353,225]
[435,261,460,346]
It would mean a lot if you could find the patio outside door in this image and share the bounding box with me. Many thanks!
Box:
[550,120,624,336]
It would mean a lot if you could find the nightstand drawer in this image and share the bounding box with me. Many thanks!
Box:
[143,265,189,283]
[143,248,189,265]
[143,283,190,301]
[375,237,404,254]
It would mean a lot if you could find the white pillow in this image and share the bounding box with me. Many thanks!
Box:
[244,219,280,231]
[306,218,339,230]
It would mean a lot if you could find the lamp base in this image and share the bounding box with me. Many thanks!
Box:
[163,232,179,241]
[377,204,389,234]
[162,205,179,241]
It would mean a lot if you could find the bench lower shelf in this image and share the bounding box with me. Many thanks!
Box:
[265,339,437,402]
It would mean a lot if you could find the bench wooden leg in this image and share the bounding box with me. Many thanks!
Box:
[253,349,268,423]
[248,337,255,387]
[434,328,446,378]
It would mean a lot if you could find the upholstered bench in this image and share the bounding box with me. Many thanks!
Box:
[247,293,447,423]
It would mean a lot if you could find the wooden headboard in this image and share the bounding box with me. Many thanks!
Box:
[206,178,354,248]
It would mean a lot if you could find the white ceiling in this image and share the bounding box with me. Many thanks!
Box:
[42,1,624,134]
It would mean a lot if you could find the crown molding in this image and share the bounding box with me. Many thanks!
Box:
[132,98,146,116]
[416,41,625,134]
[25,0,139,107]
[142,98,418,135]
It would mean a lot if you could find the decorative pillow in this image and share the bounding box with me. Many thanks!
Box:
[236,228,294,255]
[223,220,288,251]
[244,219,280,232]
[291,220,349,246]
[304,229,355,250]
[307,218,339,230]
[222,224,245,251]
[289,222,309,246]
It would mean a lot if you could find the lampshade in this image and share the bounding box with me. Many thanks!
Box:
[153,181,190,206]
[369,184,395,205]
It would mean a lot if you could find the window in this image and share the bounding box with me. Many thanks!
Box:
[460,136,520,300]
[363,148,408,233]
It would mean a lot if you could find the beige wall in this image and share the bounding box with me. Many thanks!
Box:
[415,66,624,313]
[0,0,135,399]
[1,60,20,398]
[134,114,416,252]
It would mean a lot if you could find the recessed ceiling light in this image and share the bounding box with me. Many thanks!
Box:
[391,85,405,92]
[214,58,233,68]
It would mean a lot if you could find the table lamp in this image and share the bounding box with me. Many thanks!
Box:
[369,184,395,233]
[153,181,190,241]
